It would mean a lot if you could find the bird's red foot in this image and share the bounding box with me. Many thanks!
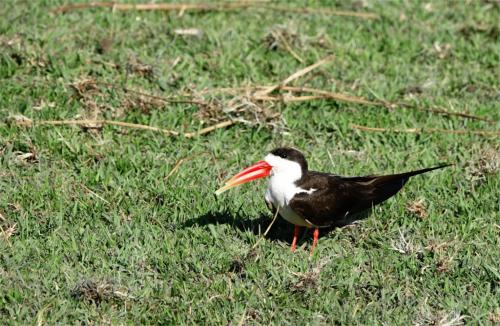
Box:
[310,228,319,255]
[291,225,300,252]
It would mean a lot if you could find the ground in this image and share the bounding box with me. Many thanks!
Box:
[1,0,499,324]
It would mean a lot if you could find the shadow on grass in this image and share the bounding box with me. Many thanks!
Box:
[183,209,372,245]
[183,210,294,243]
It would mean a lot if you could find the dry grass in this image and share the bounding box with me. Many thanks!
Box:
[71,279,133,305]
[415,309,467,326]
[488,310,500,323]
[406,199,428,219]
[466,145,500,185]
[390,229,422,256]
[51,1,379,20]
[290,258,331,294]
[351,124,500,137]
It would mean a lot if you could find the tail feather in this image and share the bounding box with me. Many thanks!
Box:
[393,164,453,179]
[360,164,452,208]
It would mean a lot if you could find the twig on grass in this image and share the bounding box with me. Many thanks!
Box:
[351,124,500,137]
[98,82,207,106]
[51,2,379,20]
[165,152,208,180]
[0,223,16,247]
[237,307,247,326]
[14,118,237,138]
[184,120,237,138]
[273,32,304,63]
[198,85,492,122]
[394,101,495,123]
[276,86,378,106]
[251,208,280,249]
[51,1,262,14]
[254,95,331,103]
[254,55,334,96]
[279,87,493,122]
[15,119,180,135]
[82,184,110,204]
[165,157,191,180]
[262,4,379,19]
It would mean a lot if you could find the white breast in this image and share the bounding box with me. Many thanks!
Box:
[264,166,316,227]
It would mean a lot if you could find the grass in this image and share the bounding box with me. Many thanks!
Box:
[1,0,499,324]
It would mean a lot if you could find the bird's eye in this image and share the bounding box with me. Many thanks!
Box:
[281,153,287,158]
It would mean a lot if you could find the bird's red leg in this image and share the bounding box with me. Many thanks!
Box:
[310,228,319,255]
[291,225,300,252]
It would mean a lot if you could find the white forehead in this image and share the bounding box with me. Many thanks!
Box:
[264,153,289,167]
[264,153,302,180]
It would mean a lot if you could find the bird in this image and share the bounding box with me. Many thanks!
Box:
[215,147,450,254]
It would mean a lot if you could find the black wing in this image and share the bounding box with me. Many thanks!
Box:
[289,165,450,227]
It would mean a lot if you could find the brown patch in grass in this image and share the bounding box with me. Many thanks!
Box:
[488,310,500,323]
[229,249,258,277]
[14,151,37,164]
[174,28,204,38]
[424,239,457,275]
[1,35,25,65]
[71,279,132,305]
[309,33,333,49]
[70,78,100,98]
[229,257,245,275]
[0,211,16,244]
[432,42,453,59]
[290,258,330,294]
[14,139,38,164]
[0,224,16,242]
[400,85,424,96]
[225,96,280,126]
[355,283,382,300]
[196,95,280,129]
[406,199,428,219]
[127,56,155,81]
[263,24,303,62]
[70,78,116,132]
[291,269,320,293]
[121,93,165,114]
[8,203,22,212]
[33,100,56,111]
[436,258,453,274]
[458,24,499,41]
[195,99,224,122]
[0,35,23,47]
[96,36,114,54]
[466,145,500,186]
[415,309,466,326]
[391,229,422,256]
[246,308,261,322]
[425,239,455,254]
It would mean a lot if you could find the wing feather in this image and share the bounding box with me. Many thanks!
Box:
[289,165,449,227]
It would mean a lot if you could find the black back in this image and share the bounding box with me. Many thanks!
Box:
[289,165,451,227]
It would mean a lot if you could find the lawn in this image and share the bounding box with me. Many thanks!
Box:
[1,0,499,324]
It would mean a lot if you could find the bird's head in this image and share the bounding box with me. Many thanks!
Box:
[215,147,307,195]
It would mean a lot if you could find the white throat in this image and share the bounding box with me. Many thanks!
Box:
[263,154,313,208]
[263,153,316,227]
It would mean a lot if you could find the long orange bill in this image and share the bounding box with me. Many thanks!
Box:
[215,160,272,195]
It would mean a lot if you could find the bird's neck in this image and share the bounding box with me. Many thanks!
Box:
[266,169,308,207]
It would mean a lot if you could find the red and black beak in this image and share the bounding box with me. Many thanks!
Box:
[215,160,272,195]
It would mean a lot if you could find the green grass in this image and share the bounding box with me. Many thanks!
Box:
[1,0,499,324]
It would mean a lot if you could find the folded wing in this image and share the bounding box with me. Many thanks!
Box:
[289,165,450,227]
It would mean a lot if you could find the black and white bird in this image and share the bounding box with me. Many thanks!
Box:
[216,147,450,253]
